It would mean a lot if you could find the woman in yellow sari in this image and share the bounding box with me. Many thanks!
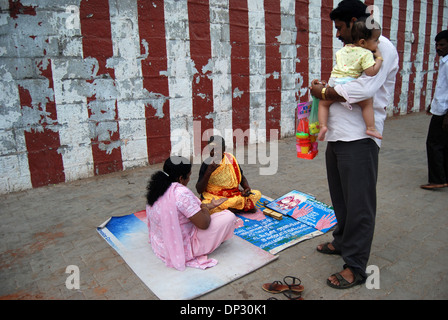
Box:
[196,135,261,214]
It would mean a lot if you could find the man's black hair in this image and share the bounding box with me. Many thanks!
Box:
[435,30,448,42]
[329,0,370,26]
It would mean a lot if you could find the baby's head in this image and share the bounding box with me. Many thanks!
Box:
[351,17,381,52]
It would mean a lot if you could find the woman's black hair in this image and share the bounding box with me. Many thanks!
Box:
[146,156,192,206]
[329,0,370,27]
[208,135,226,151]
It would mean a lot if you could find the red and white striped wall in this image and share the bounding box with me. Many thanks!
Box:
[0,0,447,194]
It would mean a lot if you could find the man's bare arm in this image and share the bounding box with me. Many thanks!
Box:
[309,79,346,102]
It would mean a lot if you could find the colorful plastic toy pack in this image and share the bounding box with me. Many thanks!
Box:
[296,97,319,160]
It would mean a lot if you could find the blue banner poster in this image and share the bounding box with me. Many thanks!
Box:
[234,195,326,254]
[266,190,337,233]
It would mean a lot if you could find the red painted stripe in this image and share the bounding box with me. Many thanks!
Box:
[137,0,171,164]
[264,0,282,140]
[321,0,333,84]
[19,60,65,188]
[229,0,250,144]
[188,0,214,155]
[295,0,309,101]
[407,0,421,113]
[382,1,393,39]
[419,0,433,112]
[364,0,374,7]
[8,0,36,19]
[393,0,407,115]
[80,0,123,175]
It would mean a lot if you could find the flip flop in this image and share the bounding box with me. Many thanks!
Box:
[283,276,304,293]
[420,183,448,190]
[262,280,290,294]
[326,270,365,290]
[262,276,304,294]
[282,290,304,300]
[316,242,341,255]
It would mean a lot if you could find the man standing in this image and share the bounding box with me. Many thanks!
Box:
[310,0,399,289]
[421,30,448,190]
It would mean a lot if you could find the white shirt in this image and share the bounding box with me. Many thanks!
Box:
[329,36,399,147]
[430,54,448,116]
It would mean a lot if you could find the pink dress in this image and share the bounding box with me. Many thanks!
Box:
[146,182,236,271]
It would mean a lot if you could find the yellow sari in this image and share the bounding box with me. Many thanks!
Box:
[202,153,261,214]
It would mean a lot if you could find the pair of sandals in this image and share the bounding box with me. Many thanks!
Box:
[262,276,304,300]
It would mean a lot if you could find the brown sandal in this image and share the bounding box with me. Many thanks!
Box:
[262,276,304,294]
[420,183,448,190]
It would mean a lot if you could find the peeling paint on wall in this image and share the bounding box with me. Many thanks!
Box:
[0,0,447,194]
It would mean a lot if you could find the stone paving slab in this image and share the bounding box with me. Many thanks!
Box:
[0,112,447,301]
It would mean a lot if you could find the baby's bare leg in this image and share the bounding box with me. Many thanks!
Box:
[317,99,333,141]
[357,98,383,139]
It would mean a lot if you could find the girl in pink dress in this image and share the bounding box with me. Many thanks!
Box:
[146,156,237,271]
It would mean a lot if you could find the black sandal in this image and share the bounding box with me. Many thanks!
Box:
[283,276,304,293]
[316,242,341,255]
[326,268,365,289]
[282,290,304,300]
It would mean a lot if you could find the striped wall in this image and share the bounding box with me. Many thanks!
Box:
[0,0,447,194]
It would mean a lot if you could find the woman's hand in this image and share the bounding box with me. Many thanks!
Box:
[209,197,228,209]
[241,188,252,197]
[192,197,227,230]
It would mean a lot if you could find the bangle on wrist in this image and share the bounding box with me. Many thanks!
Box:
[321,87,327,100]
[376,56,383,61]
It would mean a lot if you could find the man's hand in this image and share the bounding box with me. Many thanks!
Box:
[309,79,327,99]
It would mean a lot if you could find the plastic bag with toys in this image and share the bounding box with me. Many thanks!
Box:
[295,97,319,160]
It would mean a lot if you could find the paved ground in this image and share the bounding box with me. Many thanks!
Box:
[1,112,447,301]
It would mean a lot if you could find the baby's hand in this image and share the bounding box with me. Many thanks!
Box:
[374,48,382,59]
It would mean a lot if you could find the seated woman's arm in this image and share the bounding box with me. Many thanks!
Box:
[196,162,219,194]
[189,198,228,230]
[240,175,252,196]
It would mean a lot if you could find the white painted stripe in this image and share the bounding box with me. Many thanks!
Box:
[0,72,32,192]
[209,0,233,147]
[389,0,399,48]
[398,0,414,115]
[248,0,266,144]
[51,7,93,182]
[308,0,321,85]
[109,0,148,169]
[412,0,427,113]
[373,0,385,28]
[425,0,440,109]
[164,0,194,158]
[280,0,297,137]
[444,2,448,29]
